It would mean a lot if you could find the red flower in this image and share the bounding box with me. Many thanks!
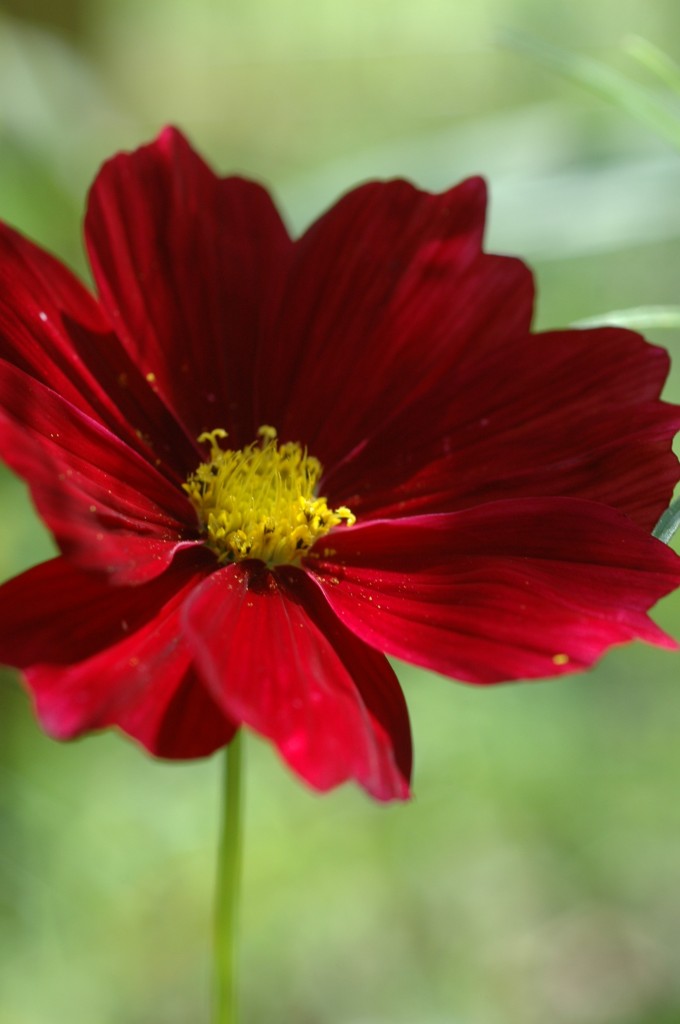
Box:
[0,127,678,801]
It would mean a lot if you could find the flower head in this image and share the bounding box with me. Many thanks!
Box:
[0,127,678,800]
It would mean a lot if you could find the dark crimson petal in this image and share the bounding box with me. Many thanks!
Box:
[0,557,235,759]
[182,562,411,801]
[259,176,534,468]
[85,126,292,446]
[307,499,680,684]
[0,221,200,478]
[0,556,195,664]
[0,360,199,581]
[327,325,680,534]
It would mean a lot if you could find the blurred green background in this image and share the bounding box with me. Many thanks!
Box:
[1,2,680,1022]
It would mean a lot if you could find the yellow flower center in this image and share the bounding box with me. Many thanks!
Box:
[183,426,355,567]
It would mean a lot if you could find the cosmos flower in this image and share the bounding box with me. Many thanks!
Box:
[0,127,678,801]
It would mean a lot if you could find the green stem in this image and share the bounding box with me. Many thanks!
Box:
[213,732,244,1024]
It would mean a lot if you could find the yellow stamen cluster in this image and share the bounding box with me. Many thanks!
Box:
[184,426,355,567]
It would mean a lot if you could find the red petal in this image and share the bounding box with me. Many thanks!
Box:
[0,556,191,664]
[182,562,412,801]
[0,221,200,477]
[260,177,534,469]
[328,326,680,533]
[0,360,198,581]
[85,126,292,445]
[0,558,235,758]
[308,499,680,684]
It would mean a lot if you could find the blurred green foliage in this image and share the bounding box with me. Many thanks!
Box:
[1,2,679,1023]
